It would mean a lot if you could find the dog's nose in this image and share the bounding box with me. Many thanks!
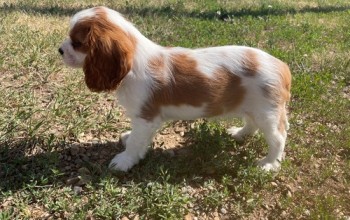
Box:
[58,48,64,55]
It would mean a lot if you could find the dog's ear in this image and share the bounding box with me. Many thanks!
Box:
[83,17,135,92]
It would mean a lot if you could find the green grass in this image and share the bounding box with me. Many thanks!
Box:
[1,0,350,219]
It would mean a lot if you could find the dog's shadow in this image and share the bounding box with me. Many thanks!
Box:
[0,121,268,193]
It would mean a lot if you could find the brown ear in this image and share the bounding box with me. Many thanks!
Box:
[83,16,135,92]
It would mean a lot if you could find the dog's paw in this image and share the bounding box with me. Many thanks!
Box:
[120,131,131,146]
[257,158,281,172]
[108,151,138,172]
[227,127,245,142]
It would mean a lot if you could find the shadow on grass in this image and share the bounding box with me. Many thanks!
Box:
[123,4,350,20]
[0,3,83,16]
[0,122,267,193]
[0,136,118,192]
[1,2,350,19]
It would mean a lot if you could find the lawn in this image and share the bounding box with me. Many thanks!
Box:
[0,0,349,219]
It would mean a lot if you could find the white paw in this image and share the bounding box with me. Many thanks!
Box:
[227,127,245,142]
[120,131,131,146]
[257,158,281,172]
[108,151,139,172]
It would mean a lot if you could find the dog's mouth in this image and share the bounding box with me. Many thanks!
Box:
[63,56,84,68]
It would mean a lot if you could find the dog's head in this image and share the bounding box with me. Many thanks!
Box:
[58,7,136,92]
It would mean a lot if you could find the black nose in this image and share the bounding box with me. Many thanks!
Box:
[58,48,64,55]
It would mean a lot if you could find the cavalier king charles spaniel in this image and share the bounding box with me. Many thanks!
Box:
[59,6,291,172]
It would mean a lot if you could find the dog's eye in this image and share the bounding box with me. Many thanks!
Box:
[71,41,82,48]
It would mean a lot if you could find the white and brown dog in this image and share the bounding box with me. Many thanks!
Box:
[59,6,291,172]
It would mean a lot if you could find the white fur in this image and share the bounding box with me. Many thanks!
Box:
[70,8,96,28]
[59,7,290,172]
[160,104,207,120]
[59,39,86,68]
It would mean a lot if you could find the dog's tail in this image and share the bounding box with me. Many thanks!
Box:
[279,61,292,102]
[279,61,291,132]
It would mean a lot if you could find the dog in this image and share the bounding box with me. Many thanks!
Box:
[59,6,291,172]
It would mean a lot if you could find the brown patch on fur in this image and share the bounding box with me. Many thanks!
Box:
[278,61,291,133]
[261,60,291,105]
[70,7,136,92]
[260,60,291,133]
[206,67,246,116]
[148,55,166,74]
[141,53,246,121]
[69,24,90,54]
[278,107,287,132]
[241,49,259,77]
[280,61,292,102]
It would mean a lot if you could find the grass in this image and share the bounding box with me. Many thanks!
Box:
[0,0,350,219]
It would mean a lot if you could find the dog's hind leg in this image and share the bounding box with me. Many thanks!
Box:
[255,108,288,172]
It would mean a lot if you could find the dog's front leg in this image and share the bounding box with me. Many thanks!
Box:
[109,117,162,172]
